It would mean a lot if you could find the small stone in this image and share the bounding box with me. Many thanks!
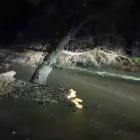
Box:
[85,106,89,109]
[38,102,45,105]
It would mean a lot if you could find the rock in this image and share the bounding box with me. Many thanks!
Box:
[38,102,45,105]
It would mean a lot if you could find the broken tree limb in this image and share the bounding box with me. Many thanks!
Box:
[0,71,83,109]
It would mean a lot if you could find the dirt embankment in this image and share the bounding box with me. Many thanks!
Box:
[0,49,46,69]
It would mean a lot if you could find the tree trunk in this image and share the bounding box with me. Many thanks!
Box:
[30,17,93,84]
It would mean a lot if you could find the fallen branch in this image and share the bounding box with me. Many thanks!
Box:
[0,71,83,109]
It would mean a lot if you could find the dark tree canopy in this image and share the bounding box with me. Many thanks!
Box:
[0,0,140,49]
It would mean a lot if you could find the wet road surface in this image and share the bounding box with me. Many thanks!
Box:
[0,67,140,140]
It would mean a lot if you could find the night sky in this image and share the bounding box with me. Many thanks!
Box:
[0,0,139,47]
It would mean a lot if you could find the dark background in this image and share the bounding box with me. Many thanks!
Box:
[0,0,140,52]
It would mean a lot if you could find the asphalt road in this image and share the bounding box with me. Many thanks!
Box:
[0,67,140,140]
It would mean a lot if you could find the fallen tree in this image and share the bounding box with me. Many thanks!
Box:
[0,71,83,109]
[30,17,94,84]
[1,17,140,110]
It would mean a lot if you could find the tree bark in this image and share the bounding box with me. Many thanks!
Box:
[30,17,93,84]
